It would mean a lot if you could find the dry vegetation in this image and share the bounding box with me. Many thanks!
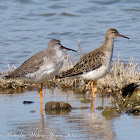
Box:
[0,43,140,94]
[97,56,140,93]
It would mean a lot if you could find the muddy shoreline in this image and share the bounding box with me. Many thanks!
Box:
[0,77,140,116]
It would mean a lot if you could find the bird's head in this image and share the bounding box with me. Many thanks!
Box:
[48,39,77,52]
[105,28,129,39]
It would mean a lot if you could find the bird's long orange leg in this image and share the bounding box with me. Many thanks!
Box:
[91,80,96,100]
[40,83,43,104]
[91,80,96,113]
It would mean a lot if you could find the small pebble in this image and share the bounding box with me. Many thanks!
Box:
[23,101,34,104]
[30,110,36,113]
[96,106,104,110]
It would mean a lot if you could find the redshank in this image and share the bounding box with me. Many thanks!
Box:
[5,39,77,103]
[56,28,129,99]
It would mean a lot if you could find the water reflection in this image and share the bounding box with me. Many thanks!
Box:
[0,88,115,140]
[40,95,45,133]
[0,88,140,140]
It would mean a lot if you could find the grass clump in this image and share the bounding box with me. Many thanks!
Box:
[97,56,140,93]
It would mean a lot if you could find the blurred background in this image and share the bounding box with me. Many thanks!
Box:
[0,0,140,71]
[0,1,140,139]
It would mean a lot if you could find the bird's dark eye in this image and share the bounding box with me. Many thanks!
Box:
[55,42,61,45]
[112,31,117,34]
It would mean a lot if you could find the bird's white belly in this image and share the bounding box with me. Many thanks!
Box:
[81,65,110,80]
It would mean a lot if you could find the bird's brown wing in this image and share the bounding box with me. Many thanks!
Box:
[5,51,47,78]
[58,49,105,78]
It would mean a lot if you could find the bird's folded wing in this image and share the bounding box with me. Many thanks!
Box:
[5,51,47,78]
[58,50,104,78]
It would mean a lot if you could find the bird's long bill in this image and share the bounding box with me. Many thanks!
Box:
[118,34,129,39]
[61,46,77,52]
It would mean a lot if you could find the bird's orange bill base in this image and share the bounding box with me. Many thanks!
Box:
[91,80,96,99]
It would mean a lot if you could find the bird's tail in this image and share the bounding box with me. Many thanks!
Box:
[55,68,73,79]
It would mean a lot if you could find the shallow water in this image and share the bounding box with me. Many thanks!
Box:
[0,0,140,72]
[0,1,140,140]
[0,88,140,140]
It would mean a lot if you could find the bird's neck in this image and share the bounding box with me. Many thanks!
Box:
[102,37,114,52]
[55,48,63,58]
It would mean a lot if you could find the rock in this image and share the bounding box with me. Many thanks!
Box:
[122,82,140,98]
[30,110,36,113]
[45,101,72,115]
[102,106,120,119]
[124,91,140,108]
[96,106,104,110]
[126,105,140,115]
[45,101,72,110]
[115,89,140,112]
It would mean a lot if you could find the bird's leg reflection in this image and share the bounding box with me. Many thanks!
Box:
[40,98,45,130]
[40,83,45,130]
[91,99,95,113]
